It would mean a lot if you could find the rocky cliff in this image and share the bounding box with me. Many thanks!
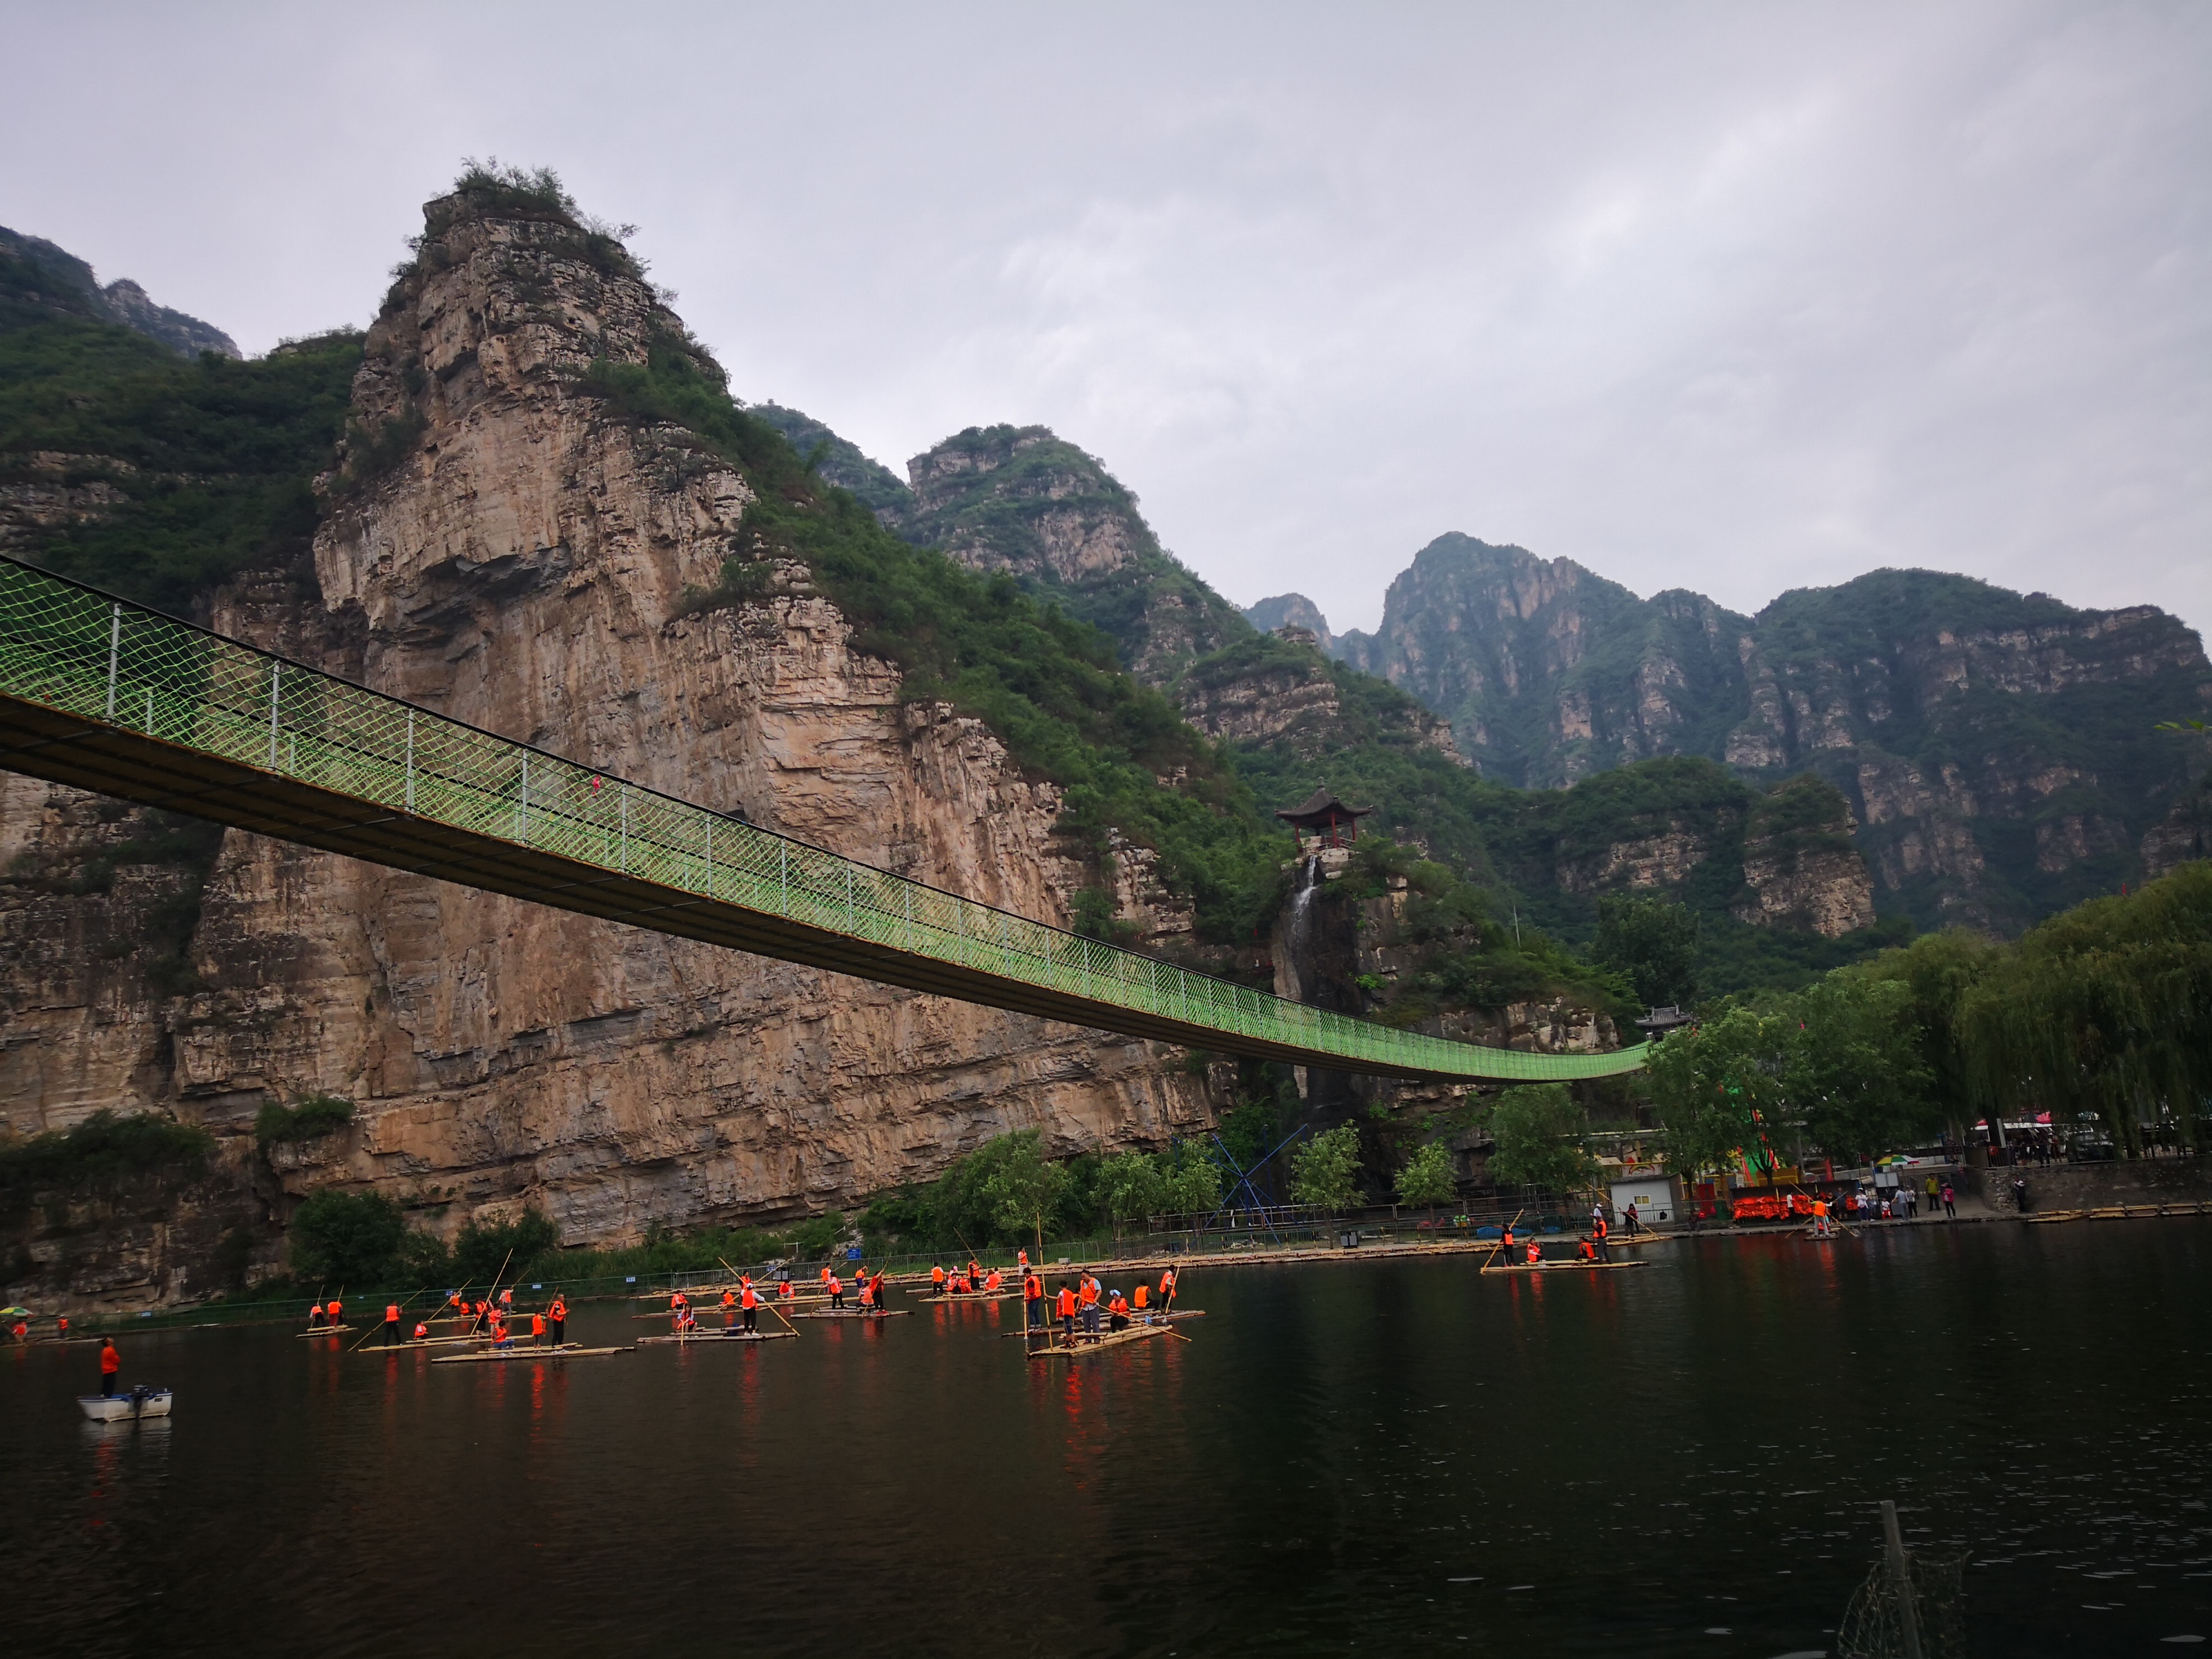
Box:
[1328,537,2212,931]
[1,184,1219,1291]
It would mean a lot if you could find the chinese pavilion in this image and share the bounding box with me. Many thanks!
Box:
[1276,787,1374,849]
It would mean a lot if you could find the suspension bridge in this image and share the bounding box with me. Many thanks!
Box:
[0,555,1646,1083]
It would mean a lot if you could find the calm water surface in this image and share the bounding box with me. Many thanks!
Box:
[6,1221,2210,1657]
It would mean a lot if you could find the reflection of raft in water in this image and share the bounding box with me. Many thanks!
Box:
[637,1328,796,1345]
[431,1343,632,1363]
[794,1307,911,1320]
[1480,1258,1650,1275]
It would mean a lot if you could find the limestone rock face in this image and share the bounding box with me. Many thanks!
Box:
[0,191,1216,1278]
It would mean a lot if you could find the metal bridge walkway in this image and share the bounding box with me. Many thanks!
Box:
[0,556,1645,1082]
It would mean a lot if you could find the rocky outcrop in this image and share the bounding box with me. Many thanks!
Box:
[1336,537,2212,932]
[0,188,1221,1292]
[2141,775,2212,879]
[1176,634,1466,765]
[895,425,1250,683]
[1734,776,1876,938]
[1241,593,1336,653]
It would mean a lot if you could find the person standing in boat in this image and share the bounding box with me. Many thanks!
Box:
[826,1272,845,1311]
[98,1337,120,1396]
[549,1294,567,1345]
[1023,1268,1044,1332]
[383,1301,403,1347]
[1079,1274,1102,1336]
[1056,1281,1079,1345]
[740,1279,759,1333]
[531,1310,548,1347]
[327,1295,343,1330]
[930,1263,948,1296]
[1158,1267,1177,1311]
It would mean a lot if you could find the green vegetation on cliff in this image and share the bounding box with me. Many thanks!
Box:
[0,259,361,609]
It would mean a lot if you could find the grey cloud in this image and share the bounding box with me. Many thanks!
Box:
[2,1,2202,639]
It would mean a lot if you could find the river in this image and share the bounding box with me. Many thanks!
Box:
[5,1219,2209,1656]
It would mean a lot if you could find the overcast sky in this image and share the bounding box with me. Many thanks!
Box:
[5,3,2206,641]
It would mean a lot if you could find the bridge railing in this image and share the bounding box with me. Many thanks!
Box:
[0,556,1645,1081]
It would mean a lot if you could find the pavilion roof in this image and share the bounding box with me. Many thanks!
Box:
[1275,788,1375,826]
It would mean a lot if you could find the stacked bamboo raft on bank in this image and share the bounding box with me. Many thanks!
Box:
[2021,1200,2212,1225]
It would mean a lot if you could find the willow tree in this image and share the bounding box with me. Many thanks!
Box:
[1858,928,1998,1137]
[1958,864,2212,1154]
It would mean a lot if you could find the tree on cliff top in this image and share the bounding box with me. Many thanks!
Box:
[1593,893,1701,1010]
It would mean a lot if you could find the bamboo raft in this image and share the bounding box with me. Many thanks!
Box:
[998,1311,1204,1336]
[793,1307,911,1320]
[916,1291,1021,1304]
[636,1328,795,1345]
[1024,1323,1176,1360]
[295,1325,357,1337]
[1480,1258,1650,1275]
[353,1333,487,1354]
[431,1343,632,1364]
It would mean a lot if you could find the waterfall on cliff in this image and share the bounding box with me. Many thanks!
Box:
[1282,854,1323,1005]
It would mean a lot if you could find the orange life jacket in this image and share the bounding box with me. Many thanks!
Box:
[1108,1294,1128,1315]
[100,1343,119,1374]
[742,1286,757,1308]
[1056,1288,1077,1316]
[532,1314,546,1335]
[1159,1272,1175,1294]
[414,1323,429,1340]
[1526,1243,1540,1263]
[1133,1286,1148,1308]
[1024,1275,1042,1301]
[386,1304,401,1323]
[932,1267,947,1287]
[551,1299,566,1320]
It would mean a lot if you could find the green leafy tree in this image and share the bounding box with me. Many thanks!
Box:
[288,1191,405,1284]
[1394,1142,1458,1212]
[1096,1152,1167,1240]
[451,1208,561,1283]
[1289,1124,1364,1210]
[1593,892,1702,1009]
[1159,1151,1223,1216]
[1644,1005,1788,1176]
[1785,974,1938,1162]
[976,1131,1071,1251]
[1482,1084,1596,1192]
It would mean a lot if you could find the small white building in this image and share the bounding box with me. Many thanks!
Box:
[1609,1173,1682,1226]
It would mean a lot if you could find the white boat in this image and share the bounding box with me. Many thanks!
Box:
[77,1387,173,1423]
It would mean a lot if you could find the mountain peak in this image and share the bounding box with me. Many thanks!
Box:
[0,225,239,358]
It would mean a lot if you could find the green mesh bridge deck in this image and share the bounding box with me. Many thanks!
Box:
[0,556,1645,1083]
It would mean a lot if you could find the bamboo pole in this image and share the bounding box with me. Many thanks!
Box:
[720,1257,800,1338]
[348,1287,430,1352]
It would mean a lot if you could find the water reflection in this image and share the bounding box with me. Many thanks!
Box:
[3,1223,2210,1656]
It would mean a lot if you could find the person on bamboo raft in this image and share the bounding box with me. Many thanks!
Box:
[383,1302,403,1346]
[531,1311,547,1347]
[308,1301,325,1329]
[720,1288,737,1322]
[327,1297,343,1329]
[549,1295,567,1344]
[1023,1270,1044,1329]
[413,1321,430,1342]
[984,1269,1003,1293]
[1056,1282,1079,1343]
[1525,1240,1541,1265]
[741,1280,759,1332]
[930,1264,947,1296]
[1079,1275,1102,1336]
[826,1273,845,1311]
[1107,1290,1131,1332]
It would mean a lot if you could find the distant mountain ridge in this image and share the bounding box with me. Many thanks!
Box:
[0,225,239,357]
[1263,536,2212,931]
